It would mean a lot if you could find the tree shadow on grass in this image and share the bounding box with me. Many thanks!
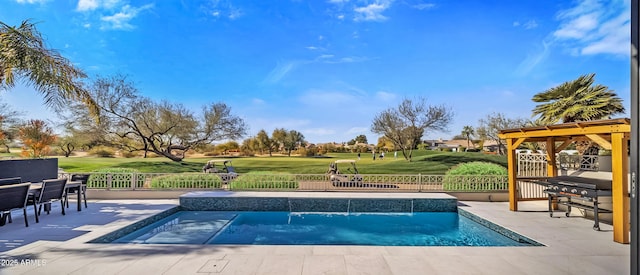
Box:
[117,161,203,173]
[420,154,507,168]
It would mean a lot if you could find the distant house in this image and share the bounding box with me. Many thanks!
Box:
[422,139,447,150]
[482,140,503,153]
[443,139,477,152]
[422,139,476,152]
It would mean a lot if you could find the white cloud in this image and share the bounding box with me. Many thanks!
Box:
[201,1,243,20]
[100,4,154,30]
[264,61,298,84]
[517,0,629,74]
[15,0,49,4]
[554,13,599,39]
[76,0,121,12]
[317,55,369,64]
[77,0,99,11]
[552,0,629,56]
[228,8,243,20]
[375,91,396,101]
[354,1,392,22]
[514,20,538,30]
[515,40,551,76]
[523,20,538,29]
[251,98,265,105]
[412,3,435,10]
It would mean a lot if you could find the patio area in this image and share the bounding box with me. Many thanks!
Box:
[0,197,630,275]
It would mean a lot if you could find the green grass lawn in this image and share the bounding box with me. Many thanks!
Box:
[56,150,507,174]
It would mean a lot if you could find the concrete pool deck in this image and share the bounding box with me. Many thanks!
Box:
[0,194,630,274]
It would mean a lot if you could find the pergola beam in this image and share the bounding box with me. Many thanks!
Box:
[586,134,612,150]
[500,124,630,139]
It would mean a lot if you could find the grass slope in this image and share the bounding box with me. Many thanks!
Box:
[56,150,507,174]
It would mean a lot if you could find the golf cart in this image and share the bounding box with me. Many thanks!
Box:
[327,159,364,187]
[202,159,237,184]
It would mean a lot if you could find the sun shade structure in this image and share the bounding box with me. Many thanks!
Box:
[498,118,631,244]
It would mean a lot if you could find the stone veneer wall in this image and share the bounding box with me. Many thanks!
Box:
[179,196,458,212]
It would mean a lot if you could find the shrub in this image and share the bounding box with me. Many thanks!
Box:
[88,168,145,188]
[89,146,115,157]
[442,161,507,191]
[150,173,223,189]
[120,150,139,158]
[230,171,299,190]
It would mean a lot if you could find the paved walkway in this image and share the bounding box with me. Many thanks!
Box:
[0,199,630,275]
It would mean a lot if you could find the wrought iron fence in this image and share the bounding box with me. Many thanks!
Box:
[59,172,509,192]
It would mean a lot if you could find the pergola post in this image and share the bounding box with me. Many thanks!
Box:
[546,137,557,178]
[506,138,518,211]
[611,132,630,244]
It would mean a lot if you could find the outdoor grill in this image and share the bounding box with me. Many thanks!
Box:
[530,176,612,231]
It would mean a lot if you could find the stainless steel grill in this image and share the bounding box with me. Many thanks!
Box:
[531,176,612,231]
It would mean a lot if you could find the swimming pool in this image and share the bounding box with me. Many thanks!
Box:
[108,210,538,246]
[90,192,542,247]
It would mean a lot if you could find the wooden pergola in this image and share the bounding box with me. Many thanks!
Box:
[498,118,631,244]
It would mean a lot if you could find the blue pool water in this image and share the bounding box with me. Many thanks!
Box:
[111,211,536,246]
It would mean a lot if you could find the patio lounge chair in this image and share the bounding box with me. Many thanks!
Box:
[0,183,31,227]
[66,174,89,209]
[0,177,24,223]
[27,179,67,223]
[0,177,22,186]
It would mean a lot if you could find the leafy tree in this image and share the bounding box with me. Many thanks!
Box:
[69,75,247,162]
[283,130,305,156]
[55,135,76,157]
[476,112,528,155]
[217,141,240,154]
[256,129,274,156]
[240,137,259,156]
[348,134,368,145]
[461,125,475,149]
[371,98,453,161]
[354,134,368,144]
[532,73,625,124]
[0,101,20,153]
[18,119,56,158]
[0,20,98,117]
[376,136,395,151]
[271,128,287,153]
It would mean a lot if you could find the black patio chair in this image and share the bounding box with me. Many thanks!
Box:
[0,177,22,186]
[0,183,31,227]
[66,174,89,209]
[27,179,67,223]
[0,177,24,223]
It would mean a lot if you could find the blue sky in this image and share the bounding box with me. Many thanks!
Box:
[0,0,631,144]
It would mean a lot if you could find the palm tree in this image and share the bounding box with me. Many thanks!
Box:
[461,125,474,149]
[531,73,624,124]
[0,19,98,117]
